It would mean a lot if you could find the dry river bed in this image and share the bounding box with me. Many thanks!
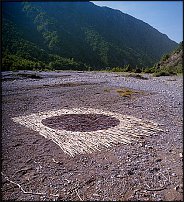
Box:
[1,70,183,201]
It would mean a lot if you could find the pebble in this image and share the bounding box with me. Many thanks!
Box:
[115,174,124,178]
[155,158,162,162]
[174,185,179,191]
[93,193,101,197]
[127,170,134,175]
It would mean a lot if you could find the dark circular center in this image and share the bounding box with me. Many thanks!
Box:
[41,114,120,132]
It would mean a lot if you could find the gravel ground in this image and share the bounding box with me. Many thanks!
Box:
[1,70,183,201]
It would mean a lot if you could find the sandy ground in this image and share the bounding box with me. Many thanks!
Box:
[1,70,183,201]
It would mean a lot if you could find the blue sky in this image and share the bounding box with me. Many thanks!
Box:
[91,1,183,43]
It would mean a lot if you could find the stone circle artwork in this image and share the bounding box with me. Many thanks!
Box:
[12,108,163,156]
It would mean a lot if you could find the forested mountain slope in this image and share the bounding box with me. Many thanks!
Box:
[2,1,178,71]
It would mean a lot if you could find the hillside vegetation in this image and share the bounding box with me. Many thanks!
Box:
[2,2,178,71]
[151,42,183,76]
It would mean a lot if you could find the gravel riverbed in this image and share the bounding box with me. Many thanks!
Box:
[1,70,183,201]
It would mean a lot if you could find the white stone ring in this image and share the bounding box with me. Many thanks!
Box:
[12,108,163,156]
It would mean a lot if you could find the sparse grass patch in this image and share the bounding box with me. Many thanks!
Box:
[104,88,111,92]
[153,70,176,77]
[116,88,140,97]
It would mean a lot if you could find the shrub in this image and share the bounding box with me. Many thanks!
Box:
[162,54,170,61]
[134,66,142,73]
[124,64,133,72]
[143,67,155,73]
[174,64,183,74]
[110,67,124,72]
[153,70,176,77]
[49,58,88,71]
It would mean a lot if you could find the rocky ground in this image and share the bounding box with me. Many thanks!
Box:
[1,70,183,201]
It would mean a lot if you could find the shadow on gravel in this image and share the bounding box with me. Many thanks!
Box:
[126,73,149,80]
[1,73,42,81]
[16,73,42,79]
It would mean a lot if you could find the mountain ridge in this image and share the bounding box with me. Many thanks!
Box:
[2,1,178,71]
